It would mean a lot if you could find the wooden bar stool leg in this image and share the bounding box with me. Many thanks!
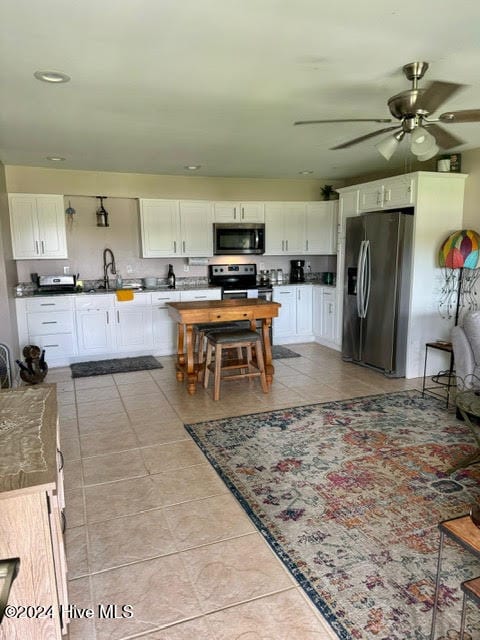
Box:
[197,331,206,382]
[214,343,223,400]
[203,341,213,389]
[255,338,268,393]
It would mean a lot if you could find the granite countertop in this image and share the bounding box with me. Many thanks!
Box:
[0,384,58,494]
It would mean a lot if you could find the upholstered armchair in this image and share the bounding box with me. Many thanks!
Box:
[451,310,480,390]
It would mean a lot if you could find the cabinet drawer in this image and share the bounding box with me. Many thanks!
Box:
[75,295,114,310]
[114,292,152,307]
[152,291,181,306]
[180,289,221,302]
[322,289,335,299]
[26,296,74,312]
[27,311,73,335]
[29,333,75,358]
[208,309,254,322]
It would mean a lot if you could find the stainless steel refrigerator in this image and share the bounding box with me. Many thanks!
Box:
[342,210,414,377]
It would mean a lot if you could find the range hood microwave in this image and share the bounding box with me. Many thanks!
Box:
[213,223,265,255]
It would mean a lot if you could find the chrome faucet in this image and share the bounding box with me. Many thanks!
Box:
[103,248,116,290]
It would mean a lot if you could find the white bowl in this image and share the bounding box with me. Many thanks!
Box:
[143,277,158,289]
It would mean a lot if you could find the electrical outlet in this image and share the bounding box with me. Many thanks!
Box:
[184,263,189,272]
[259,262,265,271]
[63,266,70,275]
[126,265,133,274]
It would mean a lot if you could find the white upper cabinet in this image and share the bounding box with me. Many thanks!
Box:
[304,202,338,255]
[358,176,415,212]
[264,202,305,255]
[213,202,264,223]
[140,199,179,257]
[9,194,67,259]
[179,200,214,256]
[140,199,213,257]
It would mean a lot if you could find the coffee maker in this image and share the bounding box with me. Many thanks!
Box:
[290,259,305,283]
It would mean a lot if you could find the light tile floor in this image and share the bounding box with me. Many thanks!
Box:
[49,343,424,640]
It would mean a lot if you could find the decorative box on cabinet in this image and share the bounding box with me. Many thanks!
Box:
[9,193,68,259]
[213,202,264,222]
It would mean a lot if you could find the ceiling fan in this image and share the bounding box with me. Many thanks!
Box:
[294,62,480,161]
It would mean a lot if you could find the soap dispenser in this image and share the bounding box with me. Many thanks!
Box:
[167,264,176,289]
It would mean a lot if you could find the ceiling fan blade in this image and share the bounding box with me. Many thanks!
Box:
[416,81,465,114]
[294,118,392,125]
[330,126,401,150]
[425,123,465,149]
[439,109,480,123]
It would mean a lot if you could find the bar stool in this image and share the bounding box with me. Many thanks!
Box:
[203,329,268,400]
[192,322,239,382]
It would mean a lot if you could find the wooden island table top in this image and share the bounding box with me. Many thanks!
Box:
[167,298,281,395]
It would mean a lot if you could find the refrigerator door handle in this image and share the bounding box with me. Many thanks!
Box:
[357,240,367,318]
[356,240,366,317]
[363,240,371,316]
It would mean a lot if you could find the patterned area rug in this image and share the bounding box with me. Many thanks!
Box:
[186,391,480,639]
[70,356,163,378]
[271,345,301,359]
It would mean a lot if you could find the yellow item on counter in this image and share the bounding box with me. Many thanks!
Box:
[116,289,134,302]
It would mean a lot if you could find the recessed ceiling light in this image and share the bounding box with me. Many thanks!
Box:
[299,170,313,175]
[46,156,65,162]
[184,165,201,171]
[34,70,70,84]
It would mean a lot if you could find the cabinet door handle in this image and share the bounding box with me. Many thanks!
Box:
[40,303,55,307]
[329,303,333,313]
[61,509,66,534]
[157,297,170,300]
[279,291,290,295]
[44,344,59,348]
[42,320,57,324]
[306,239,309,251]
[183,240,186,253]
[285,240,288,251]
[117,310,120,323]
[282,240,285,251]
[57,448,64,471]
[35,240,39,255]
[297,289,300,300]
[233,207,237,220]
[241,207,244,219]
[106,311,109,324]
[41,240,45,254]
[173,240,177,253]
[195,295,207,299]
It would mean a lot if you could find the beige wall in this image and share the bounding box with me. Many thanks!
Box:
[460,148,480,231]
[0,162,19,376]
[5,166,339,201]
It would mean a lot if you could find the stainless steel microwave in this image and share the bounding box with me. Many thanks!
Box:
[213,223,265,255]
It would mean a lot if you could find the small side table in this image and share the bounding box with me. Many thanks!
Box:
[430,515,480,639]
[422,341,455,408]
[460,576,480,640]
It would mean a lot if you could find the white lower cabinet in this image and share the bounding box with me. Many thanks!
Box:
[75,296,115,356]
[16,296,77,366]
[273,285,313,344]
[116,306,153,351]
[152,291,181,354]
[313,286,338,347]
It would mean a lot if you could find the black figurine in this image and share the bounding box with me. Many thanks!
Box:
[16,345,48,385]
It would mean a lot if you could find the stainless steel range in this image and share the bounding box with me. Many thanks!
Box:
[208,264,272,301]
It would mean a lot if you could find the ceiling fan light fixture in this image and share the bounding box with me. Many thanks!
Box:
[410,127,436,157]
[375,130,405,161]
[417,143,439,162]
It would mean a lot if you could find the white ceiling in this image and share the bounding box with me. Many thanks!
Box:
[1,0,480,181]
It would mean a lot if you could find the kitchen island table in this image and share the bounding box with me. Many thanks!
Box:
[167,298,281,395]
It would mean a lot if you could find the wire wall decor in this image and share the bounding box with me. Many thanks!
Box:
[438,267,480,323]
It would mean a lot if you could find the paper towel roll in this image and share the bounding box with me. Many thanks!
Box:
[188,257,209,266]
